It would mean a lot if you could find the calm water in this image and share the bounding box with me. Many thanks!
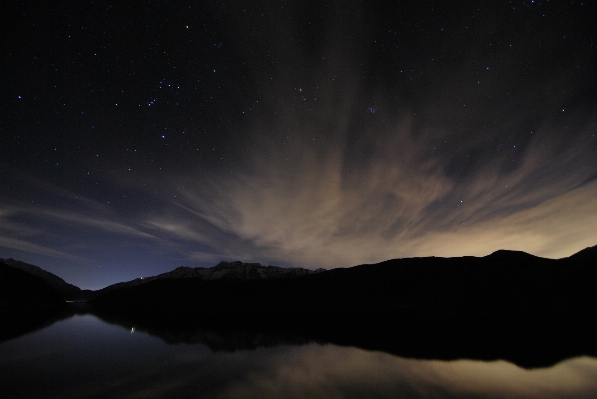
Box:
[1,314,597,398]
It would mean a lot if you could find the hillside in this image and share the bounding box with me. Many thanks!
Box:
[0,260,68,342]
[0,258,82,301]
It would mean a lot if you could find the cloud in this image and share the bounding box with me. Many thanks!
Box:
[143,219,209,242]
[216,345,597,399]
[0,235,84,261]
[397,181,597,259]
[31,208,157,240]
[0,201,156,241]
[166,108,597,268]
[0,201,158,266]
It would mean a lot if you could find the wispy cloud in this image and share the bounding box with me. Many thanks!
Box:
[143,219,208,242]
[31,208,157,239]
[165,109,597,268]
[0,235,84,261]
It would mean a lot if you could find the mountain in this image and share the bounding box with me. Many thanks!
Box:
[90,245,597,312]
[566,244,597,261]
[89,245,597,368]
[483,248,543,262]
[0,261,66,310]
[0,258,82,301]
[0,260,69,342]
[165,261,326,280]
[0,257,325,302]
[3,245,596,366]
[96,261,325,294]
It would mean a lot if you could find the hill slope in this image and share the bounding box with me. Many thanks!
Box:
[0,260,68,342]
[0,258,82,300]
[0,261,66,310]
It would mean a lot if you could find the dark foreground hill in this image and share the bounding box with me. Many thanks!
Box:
[0,260,68,342]
[0,258,83,301]
[90,246,597,368]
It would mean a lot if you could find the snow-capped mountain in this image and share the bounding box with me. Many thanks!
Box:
[98,261,325,293]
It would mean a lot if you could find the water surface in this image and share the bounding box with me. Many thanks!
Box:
[1,314,596,398]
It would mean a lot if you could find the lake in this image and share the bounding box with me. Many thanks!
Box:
[1,313,597,398]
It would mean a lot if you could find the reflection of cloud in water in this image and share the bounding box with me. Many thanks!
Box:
[216,344,597,399]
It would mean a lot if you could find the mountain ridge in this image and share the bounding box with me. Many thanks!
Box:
[87,245,597,369]
[3,244,596,301]
[3,245,597,367]
[0,258,82,300]
[89,244,597,316]
[94,261,327,297]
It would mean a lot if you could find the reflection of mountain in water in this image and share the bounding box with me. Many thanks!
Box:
[89,302,596,369]
[153,329,313,351]
[94,311,314,351]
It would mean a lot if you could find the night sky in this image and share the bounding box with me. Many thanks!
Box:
[2,1,596,289]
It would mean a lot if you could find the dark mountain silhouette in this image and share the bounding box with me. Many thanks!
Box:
[0,258,82,301]
[165,261,327,280]
[88,245,597,368]
[3,246,596,367]
[566,244,597,261]
[0,261,66,309]
[0,258,321,302]
[0,260,69,342]
[94,261,325,297]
